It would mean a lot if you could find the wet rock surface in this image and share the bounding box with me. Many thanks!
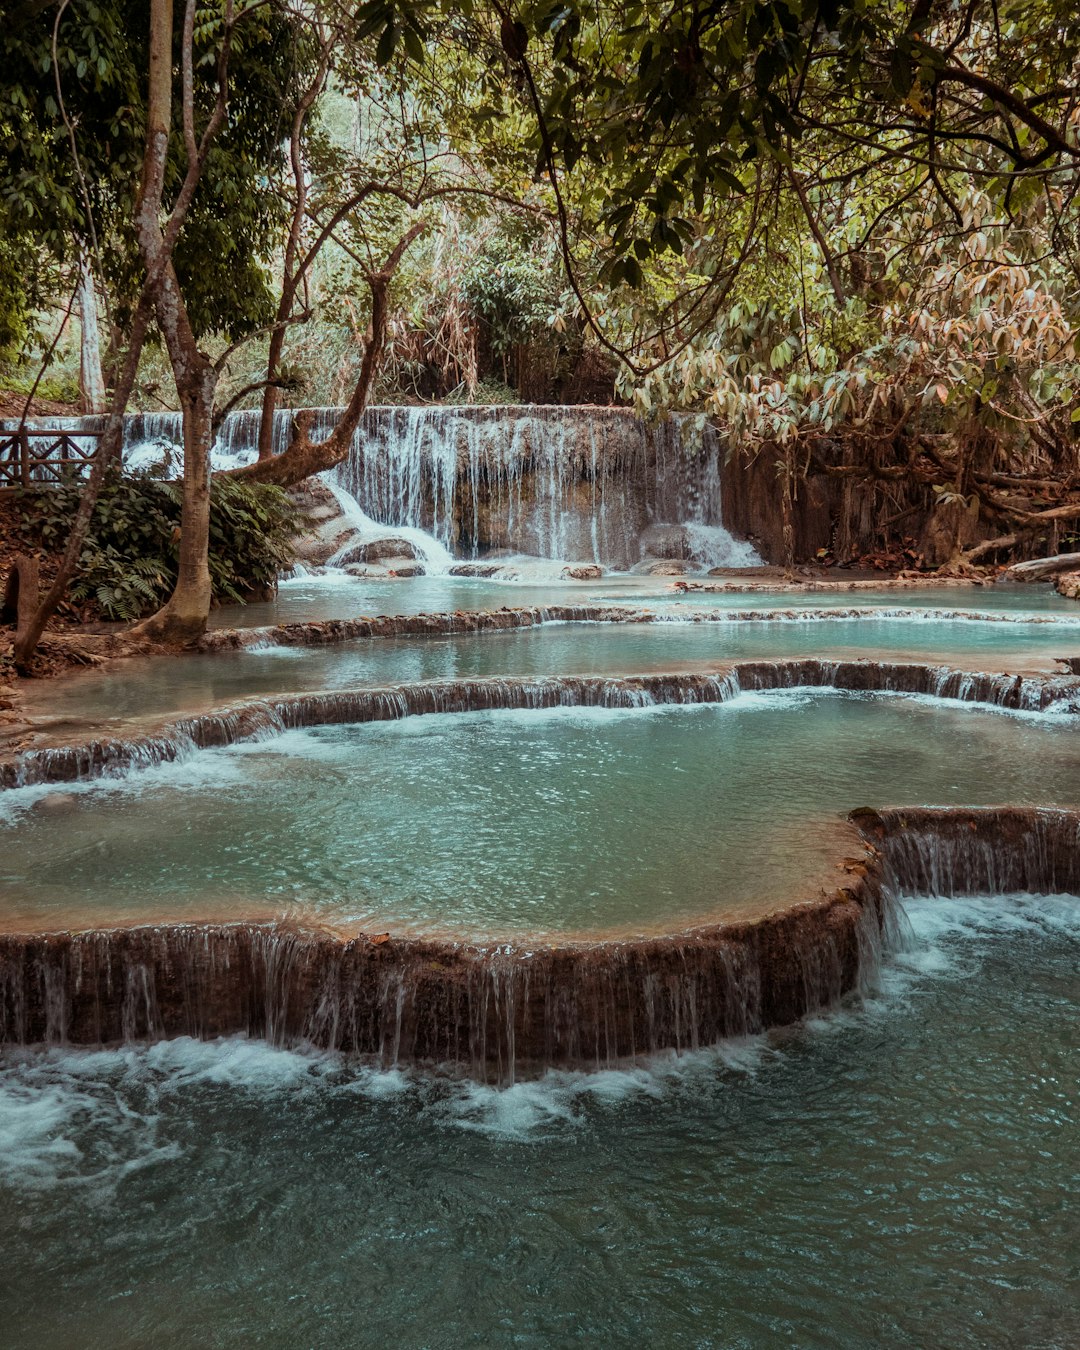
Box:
[639,523,694,560]
[1056,571,1080,601]
[336,537,423,565]
[630,559,694,576]
[4,658,1078,789]
[448,562,505,578]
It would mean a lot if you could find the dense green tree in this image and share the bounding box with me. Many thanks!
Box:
[0,0,315,350]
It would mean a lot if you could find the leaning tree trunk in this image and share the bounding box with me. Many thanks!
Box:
[11,296,151,672]
[227,222,425,490]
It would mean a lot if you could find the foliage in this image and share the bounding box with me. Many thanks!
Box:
[8,0,1080,572]
[205,477,299,605]
[0,1,317,346]
[0,362,81,407]
[16,471,297,620]
[632,193,1079,453]
[460,228,561,357]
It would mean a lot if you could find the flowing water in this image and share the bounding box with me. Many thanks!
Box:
[210,573,1079,627]
[3,410,1079,1339]
[0,892,1076,1348]
[17,610,1080,729]
[3,694,1078,932]
[10,406,763,568]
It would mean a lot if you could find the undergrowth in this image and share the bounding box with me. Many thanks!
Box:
[14,469,298,620]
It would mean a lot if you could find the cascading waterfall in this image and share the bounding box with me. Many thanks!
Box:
[329,406,763,568]
[320,476,456,571]
[0,837,888,1077]
[6,405,763,570]
[4,658,1078,790]
[857,806,1080,897]
[2,806,1076,1077]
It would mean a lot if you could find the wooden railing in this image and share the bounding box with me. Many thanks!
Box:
[0,429,102,488]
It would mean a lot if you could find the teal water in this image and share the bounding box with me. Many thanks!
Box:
[5,575,1079,1346]
[0,892,1076,1348]
[24,613,1080,728]
[212,573,1077,627]
[3,693,1078,932]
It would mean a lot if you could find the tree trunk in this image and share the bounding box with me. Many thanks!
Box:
[254,41,331,460]
[129,268,215,644]
[256,326,285,460]
[132,378,213,642]
[12,297,151,672]
[2,554,40,643]
[1003,552,1080,581]
[77,251,106,414]
[127,0,229,645]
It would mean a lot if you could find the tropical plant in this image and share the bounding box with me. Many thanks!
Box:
[15,470,297,621]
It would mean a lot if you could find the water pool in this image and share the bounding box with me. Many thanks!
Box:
[22,613,1080,728]
[0,891,1076,1348]
[212,573,1077,627]
[3,692,1078,932]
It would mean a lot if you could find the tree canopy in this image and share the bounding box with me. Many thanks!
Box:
[3,0,1080,652]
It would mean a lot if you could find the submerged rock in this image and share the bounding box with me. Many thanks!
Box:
[343,564,388,578]
[629,559,694,576]
[449,563,504,578]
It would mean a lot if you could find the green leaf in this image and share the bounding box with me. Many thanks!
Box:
[376,22,396,65]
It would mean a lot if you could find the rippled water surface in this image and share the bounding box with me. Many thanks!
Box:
[212,572,1077,626]
[3,693,1078,931]
[0,894,1076,1348]
[24,611,1080,727]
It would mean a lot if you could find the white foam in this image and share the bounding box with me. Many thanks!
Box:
[0,743,252,824]
[324,477,455,572]
[276,567,364,589]
[136,1034,340,1090]
[902,892,1080,942]
[0,1049,180,1193]
[226,726,360,764]
[683,521,763,569]
[0,887,1075,1171]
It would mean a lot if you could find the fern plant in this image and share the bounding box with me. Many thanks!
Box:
[69,549,172,621]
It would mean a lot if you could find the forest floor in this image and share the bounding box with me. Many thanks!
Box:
[0,392,81,420]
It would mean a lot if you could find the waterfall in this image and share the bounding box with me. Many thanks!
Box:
[0,838,888,1078]
[4,658,1077,791]
[5,405,763,570]
[327,405,763,568]
[857,806,1080,898]
[0,804,1074,1075]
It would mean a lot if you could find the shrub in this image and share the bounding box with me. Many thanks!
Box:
[16,469,298,621]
